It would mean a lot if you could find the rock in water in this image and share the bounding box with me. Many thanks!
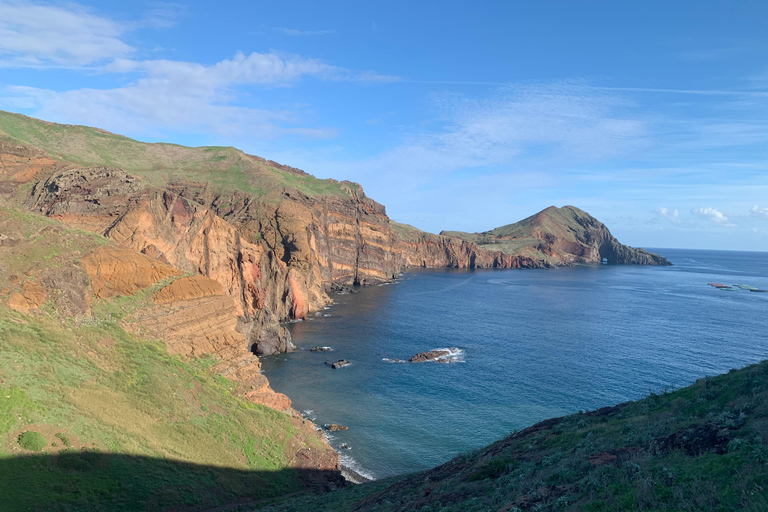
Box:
[409,348,461,363]
[325,424,348,431]
[325,359,351,369]
[311,346,333,352]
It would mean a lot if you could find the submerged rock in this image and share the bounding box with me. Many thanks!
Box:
[325,359,351,369]
[311,346,333,352]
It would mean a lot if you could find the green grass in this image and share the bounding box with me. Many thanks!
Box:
[0,304,311,510]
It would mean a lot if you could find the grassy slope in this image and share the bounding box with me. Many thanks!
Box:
[443,206,599,262]
[0,109,350,199]
[0,209,322,511]
[256,361,768,511]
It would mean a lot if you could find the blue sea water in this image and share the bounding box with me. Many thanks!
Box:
[260,249,768,480]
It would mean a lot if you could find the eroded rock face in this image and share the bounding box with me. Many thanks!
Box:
[81,246,180,298]
[27,167,407,354]
[396,229,550,269]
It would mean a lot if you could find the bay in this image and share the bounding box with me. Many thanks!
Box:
[261,248,768,479]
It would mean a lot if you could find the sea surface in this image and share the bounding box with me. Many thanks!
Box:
[261,248,768,480]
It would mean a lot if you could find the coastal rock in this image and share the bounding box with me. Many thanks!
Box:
[326,360,351,369]
[325,424,349,431]
[311,346,333,352]
[410,348,462,363]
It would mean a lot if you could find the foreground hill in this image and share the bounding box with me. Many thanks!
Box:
[442,205,670,266]
[0,208,341,511]
[255,360,768,511]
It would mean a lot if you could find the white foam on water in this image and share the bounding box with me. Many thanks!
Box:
[381,358,407,363]
[339,451,376,481]
[427,347,466,363]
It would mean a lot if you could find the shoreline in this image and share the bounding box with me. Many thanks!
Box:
[341,464,374,484]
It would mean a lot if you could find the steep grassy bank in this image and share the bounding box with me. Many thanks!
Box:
[255,360,768,511]
[0,307,314,510]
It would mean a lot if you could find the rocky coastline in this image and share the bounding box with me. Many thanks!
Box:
[0,110,672,489]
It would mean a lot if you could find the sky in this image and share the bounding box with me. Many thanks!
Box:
[0,1,767,251]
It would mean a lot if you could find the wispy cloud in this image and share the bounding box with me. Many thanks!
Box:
[277,27,334,36]
[654,207,680,223]
[4,51,347,137]
[750,205,768,220]
[366,84,647,177]
[141,2,186,29]
[4,49,398,138]
[691,207,736,227]
[0,0,132,67]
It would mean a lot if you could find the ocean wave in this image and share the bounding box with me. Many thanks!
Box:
[339,451,376,481]
[381,358,407,363]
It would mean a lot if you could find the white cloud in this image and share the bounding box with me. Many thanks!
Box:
[4,50,399,138]
[278,27,335,36]
[654,207,680,223]
[691,207,736,227]
[750,205,768,220]
[0,0,132,67]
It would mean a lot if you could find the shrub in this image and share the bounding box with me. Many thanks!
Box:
[18,431,46,451]
[55,432,71,447]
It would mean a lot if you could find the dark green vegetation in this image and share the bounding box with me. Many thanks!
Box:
[255,361,768,511]
[17,431,46,451]
[0,210,327,511]
[0,109,353,199]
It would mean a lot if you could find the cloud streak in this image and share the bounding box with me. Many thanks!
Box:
[277,27,335,36]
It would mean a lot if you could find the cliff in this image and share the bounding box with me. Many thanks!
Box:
[0,110,670,353]
[442,205,671,266]
[392,221,551,269]
[0,110,403,356]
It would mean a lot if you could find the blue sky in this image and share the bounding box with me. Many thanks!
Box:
[1,1,767,250]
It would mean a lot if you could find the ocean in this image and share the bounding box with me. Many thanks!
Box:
[260,248,768,480]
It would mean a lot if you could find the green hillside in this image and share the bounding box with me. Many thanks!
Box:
[255,360,768,511]
[0,110,353,199]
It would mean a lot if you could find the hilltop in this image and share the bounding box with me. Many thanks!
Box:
[442,205,670,267]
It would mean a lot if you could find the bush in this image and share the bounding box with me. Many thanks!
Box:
[18,431,47,451]
[55,432,71,447]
